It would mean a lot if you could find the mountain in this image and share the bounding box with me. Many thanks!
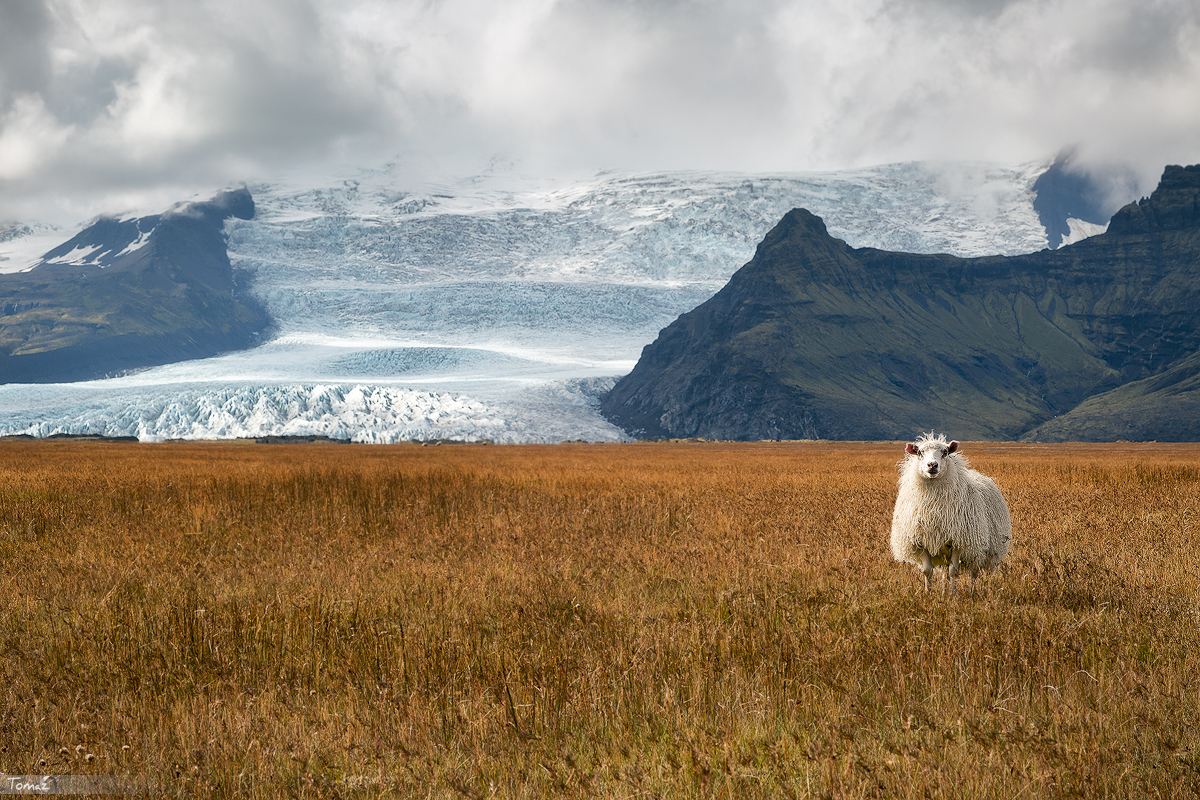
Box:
[0,158,1133,442]
[0,189,270,384]
[1030,148,1133,248]
[600,165,1200,442]
[1021,350,1200,442]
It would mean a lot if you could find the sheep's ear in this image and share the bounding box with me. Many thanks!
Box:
[905,442,919,455]
[947,441,959,454]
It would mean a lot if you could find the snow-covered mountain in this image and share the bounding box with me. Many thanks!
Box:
[0,159,1058,442]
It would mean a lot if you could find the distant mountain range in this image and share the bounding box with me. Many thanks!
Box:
[0,156,1164,442]
[0,189,269,384]
[601,165,1200,442]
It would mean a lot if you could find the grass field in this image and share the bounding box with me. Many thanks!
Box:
[0,438,1198,798]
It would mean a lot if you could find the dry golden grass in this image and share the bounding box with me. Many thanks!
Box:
[0,438,1198,798]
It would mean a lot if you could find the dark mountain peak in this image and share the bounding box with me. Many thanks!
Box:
[1107,164,1200,235]
[38,213,159,268]
[163,186,255,226]
[754,208,845,258]
[36,187,255,271]
[771,207,831,239]
[1,187,269,384]
[602,162,1200,443]
[738,207,861,288]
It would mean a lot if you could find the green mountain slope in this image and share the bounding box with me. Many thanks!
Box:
[1022,350,1200,442]
[601,165,1200,441]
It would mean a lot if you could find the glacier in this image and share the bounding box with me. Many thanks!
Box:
[0,159,1057,443]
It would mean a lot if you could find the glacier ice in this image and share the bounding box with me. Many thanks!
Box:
[0,378,625,444]
[0,159,1060,443]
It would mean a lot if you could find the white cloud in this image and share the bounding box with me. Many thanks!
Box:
[2,0,1199,221]
[0,93,73,181]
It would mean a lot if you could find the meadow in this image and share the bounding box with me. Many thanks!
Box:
[0,437,1197,798]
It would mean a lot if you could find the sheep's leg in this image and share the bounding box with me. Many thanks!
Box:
[919,551,934,592]
[948,548,961,594]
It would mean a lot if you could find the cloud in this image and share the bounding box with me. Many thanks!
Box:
[0,0,54,99]
[2,0,1199,221]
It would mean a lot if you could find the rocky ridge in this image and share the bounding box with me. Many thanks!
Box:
[601,165,1200,442]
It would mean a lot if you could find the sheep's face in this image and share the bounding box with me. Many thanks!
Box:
[906,438,959,479]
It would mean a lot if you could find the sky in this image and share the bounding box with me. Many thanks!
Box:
[2,0,1199,222]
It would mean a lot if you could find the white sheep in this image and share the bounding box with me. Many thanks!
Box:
[890,432,1011,592]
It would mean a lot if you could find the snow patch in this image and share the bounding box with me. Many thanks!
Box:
[0,222,74,273]
[1059,217,1109,248]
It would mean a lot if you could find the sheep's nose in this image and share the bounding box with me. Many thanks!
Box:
[927,462,939,473]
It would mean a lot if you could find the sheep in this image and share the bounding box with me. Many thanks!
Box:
[889,432,1011,592]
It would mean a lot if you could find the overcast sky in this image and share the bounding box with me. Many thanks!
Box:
[2,0,1199,221]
